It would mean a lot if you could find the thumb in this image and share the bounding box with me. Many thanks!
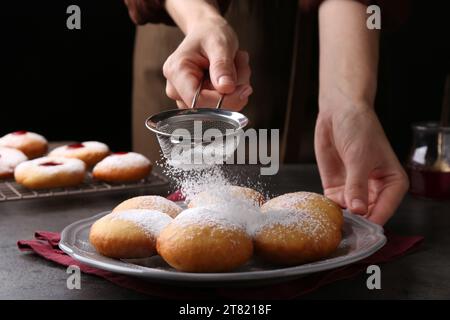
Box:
[344,162,369,215]
[206,44,237,94]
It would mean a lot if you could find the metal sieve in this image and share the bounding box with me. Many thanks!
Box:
[145,83,248,165]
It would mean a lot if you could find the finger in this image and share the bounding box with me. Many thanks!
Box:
[324,186,346,209]
[314,118,347,208]
[194,85,252,111]
[235,50,251,86]
[368,170,409,225]
[165,81,182,101]
[163,56,207,107]
[205,41,237,94]
[344,161,370,215]
[176,100,189,109]
[202,51,250,88]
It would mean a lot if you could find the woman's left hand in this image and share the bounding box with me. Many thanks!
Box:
[315,96,409,225]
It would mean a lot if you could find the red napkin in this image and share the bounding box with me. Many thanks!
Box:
[17,229,423,299]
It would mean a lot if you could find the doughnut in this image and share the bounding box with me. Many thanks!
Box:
[112,196,183,218]
[89,209,172,259]
[14,156,86,189]
[188,185,265,209]
[92,152,152,183]
[0,147,28,179]
[157,207,253,272]
[49,141,110,167]
[0,130,48,159]
[253,192,343,265]
[261,191,343,229]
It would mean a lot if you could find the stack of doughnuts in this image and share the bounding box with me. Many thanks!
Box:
[89,188,344,273]
[0,130,153,189]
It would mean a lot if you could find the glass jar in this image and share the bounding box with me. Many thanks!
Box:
[407,122,450,199]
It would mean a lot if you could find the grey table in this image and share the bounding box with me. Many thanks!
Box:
[1,164,449,299]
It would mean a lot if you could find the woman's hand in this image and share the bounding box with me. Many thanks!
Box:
[162,19,252,110]
[315,96,409,225]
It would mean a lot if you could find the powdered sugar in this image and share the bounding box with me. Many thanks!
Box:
[159,143,336,241]
[0,131,47,147]
[261,192,336,214]
[15,156,86,174]
[172,207,247,232]
[0,147,28,174]
[251,208,329,241]
[113,195,182,217]
[112,209,172,236]
[50,141,109,155]
[95,152,150,170]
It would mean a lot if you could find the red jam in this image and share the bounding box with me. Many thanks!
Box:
[40,161,62,167]
[67,143,85,149]
[12,130,27,135]
[113,152,128,155]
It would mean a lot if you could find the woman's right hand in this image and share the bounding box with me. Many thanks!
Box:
[162,18,252,110]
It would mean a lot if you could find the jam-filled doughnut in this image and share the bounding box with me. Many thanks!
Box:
[0,131,48,159]
[0,147,28,179]
[157,207,254,272]
[188,185,265,209]
[112,196,183,218]
[92,152,152,183]
[49,141,110,167]
[254,192,343,265]
[89,209,172,259]
[14,156,86,189]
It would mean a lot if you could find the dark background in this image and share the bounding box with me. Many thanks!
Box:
[0,1,135,151]
[0,0,449,161]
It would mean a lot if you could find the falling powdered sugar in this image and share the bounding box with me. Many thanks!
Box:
[163,164,235,203]
[159,144,333,241]
[112,209,172,236]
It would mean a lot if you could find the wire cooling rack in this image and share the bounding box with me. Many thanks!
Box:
[0,172,168,202]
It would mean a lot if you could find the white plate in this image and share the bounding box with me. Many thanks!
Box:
[59,209,386,286]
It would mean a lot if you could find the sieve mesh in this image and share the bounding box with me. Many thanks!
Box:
[146,108,248,163]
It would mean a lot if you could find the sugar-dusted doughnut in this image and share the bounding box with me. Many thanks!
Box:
[253,192,343,265]
[157,207,253,272]
[0,147,28,179]
[261,191,344,229]
[89,209,172,259]
[112,196,183,218]
[188,185,265,209]
[49,141,110,167]
[92,152,152,183]
[14,156,86,189]
[0,130,48,159]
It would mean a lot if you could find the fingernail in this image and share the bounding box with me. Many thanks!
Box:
[218,76,234,87]
[240,86,253,100]
[351,199,366,213]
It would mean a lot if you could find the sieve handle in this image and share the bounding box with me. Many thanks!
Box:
[190,78,224,109]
